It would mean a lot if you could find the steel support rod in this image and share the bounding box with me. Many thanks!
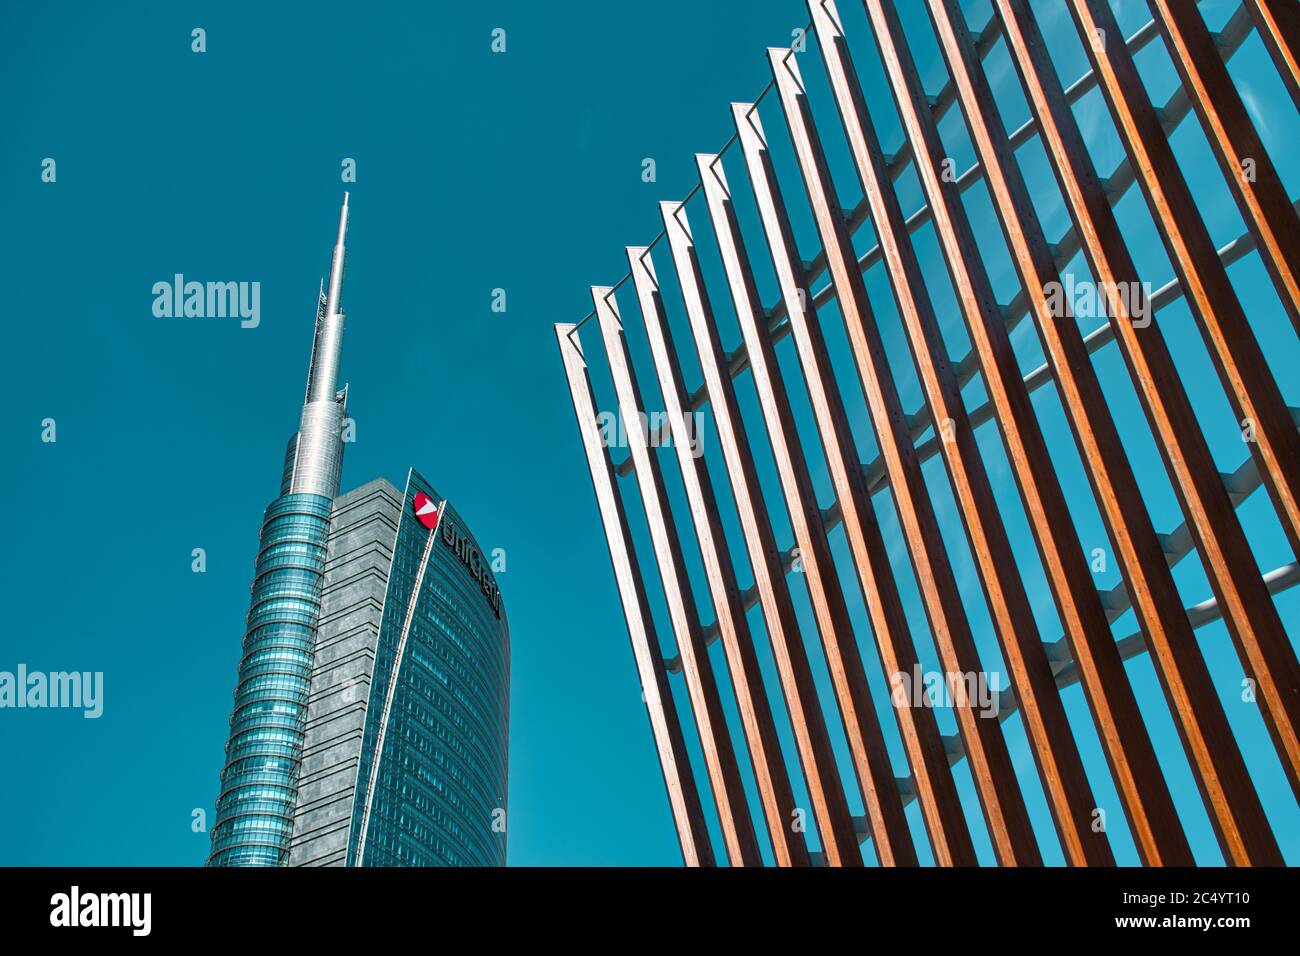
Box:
[772,9,1252,343]
[663,193,916,864]
[675,216,1291,654]
[594,287,763,865]
[932,448,1278,737]
[769,46,1041,865]
[1060,0,1300,805]
[1150,0,1300,339]
[996,0,1300,807]
[554,323,715,866]
[1070,0,1300,575]
[836,0,1148,866]
[625,247,811,866]
[652,212,865,867]
[879,562,1300,836]
[706,134,977,865]
[613,10,1255,473]
[925,0,1281,867]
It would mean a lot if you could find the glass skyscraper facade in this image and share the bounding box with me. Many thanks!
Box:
[208,493,333,866]
[209,198,509,867]
[343,471,510,867]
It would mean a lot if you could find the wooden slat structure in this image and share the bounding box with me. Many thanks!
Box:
[555,0,1299,866]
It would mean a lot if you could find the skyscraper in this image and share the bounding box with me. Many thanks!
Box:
[209,197,510,867]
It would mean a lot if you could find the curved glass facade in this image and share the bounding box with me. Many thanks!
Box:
[348,472,510,866]
[209,493,332,866]
[208,196,511,869]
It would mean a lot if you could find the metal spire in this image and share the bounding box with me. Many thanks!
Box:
[289,194,352,497]
[306,192,350,405]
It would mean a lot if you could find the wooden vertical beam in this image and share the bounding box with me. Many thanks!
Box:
[661,196,916,865]
[624,247,811,866]
[767,46,1041,865]
[923,0,1282,867]
[1068,0,1300,570]
[994,0,1300,808]
[1061,0,1300,805]
[1245,0,1300,109]
[645,219,864,867]
[821,0,1122,865]
[1150,0,1300,338]
[594,286,761,866]
[718,116,977,866]
[554,323,715,866]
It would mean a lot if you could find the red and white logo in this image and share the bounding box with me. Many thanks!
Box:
[412,492,443,530]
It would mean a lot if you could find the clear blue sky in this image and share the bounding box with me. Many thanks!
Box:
[1,0,1296,866]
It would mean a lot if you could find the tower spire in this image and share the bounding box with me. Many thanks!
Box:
[288,195,352,497]
[306,192,350,405]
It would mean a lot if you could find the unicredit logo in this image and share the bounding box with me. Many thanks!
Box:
[412,492,442,529]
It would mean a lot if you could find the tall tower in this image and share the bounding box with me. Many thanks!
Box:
[209,196,509,868]
[209,196,352,866]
